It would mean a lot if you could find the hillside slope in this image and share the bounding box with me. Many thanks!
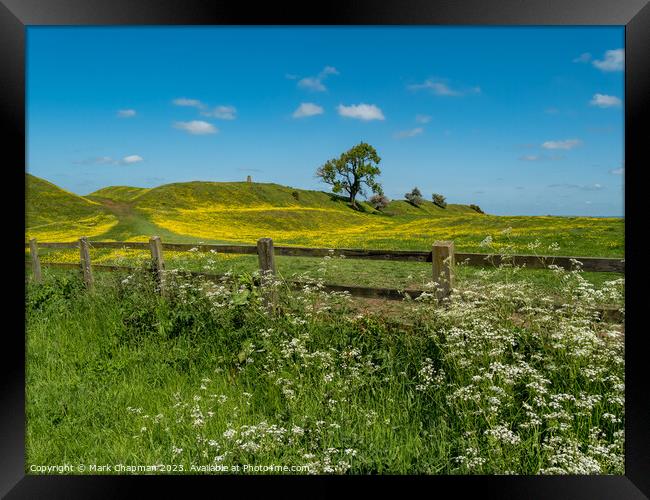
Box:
[130,181,367,211]
[124,181,384,245]
[86,185,150,202]
[128,181,478,216]
[25,176,623,256]
[383,200,478,216]
[26,174,118,240]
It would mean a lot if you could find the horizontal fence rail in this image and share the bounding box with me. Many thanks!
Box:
[24,259,426,299]
[455,253,624,273]
[25,234,625,321]
[25,240,625,273]
[24,260,623,322]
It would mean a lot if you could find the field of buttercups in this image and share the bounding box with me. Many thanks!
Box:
[26,254,624,474]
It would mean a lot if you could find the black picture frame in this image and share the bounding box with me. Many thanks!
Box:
[2,0,648,497]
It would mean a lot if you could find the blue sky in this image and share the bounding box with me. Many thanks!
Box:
[27,26,624,216]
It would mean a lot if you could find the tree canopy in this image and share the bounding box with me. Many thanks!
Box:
[316,142,383,209]
[432,193,447,209]
[405,187,424,207]
[369,193,390,211]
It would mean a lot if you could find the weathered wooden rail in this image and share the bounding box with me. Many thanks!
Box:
[26,240,625,271]
[26,236,625,304]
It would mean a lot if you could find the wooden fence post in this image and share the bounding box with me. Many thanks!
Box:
[257,237,277,307]
[79,237,94,290]
[149,236,166,295]
[29,238,43,284]
[432,240,455,301]
[257,237,276,275]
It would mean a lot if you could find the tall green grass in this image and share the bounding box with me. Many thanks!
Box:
[26,263,624,474]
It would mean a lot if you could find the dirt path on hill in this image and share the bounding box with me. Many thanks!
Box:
[89,197,221,243]
[93,197,134,217]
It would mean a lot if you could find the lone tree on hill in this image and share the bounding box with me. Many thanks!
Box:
[316,142,383,209]
[432,193,447,208]
[405,187,424,207]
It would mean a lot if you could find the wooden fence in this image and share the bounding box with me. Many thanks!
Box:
[25,236,625,303]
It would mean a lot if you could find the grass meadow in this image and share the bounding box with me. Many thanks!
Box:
[26,256,624,475]
[26,174,624,258]
[25,175,625,475]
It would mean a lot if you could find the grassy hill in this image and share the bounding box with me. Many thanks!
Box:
[131,181,359,210]
[25,175,624,256]
[383,199,478,216]
[121,181,476,216]
[26,174,117,240]
[123,182,485,246]
[86,185,150,202]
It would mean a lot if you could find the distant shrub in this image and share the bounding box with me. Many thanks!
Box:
[291,191,300,201]
[369,194,390,211]
[469,204,484,214]
[432,193,447,209]
[405,187,424,207]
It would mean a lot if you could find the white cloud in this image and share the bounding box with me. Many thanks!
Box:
[117,109,136,118]
[408,79,480,96]
[548,183,603,191]
[609,167,624,175]
[544,107,560,114]
[173,120,218,135]
[589,93,622,108]
[409,80,459,96]
[296,66,339,92]
[394,127,423,139]
[593,49,624,72]
[415,114,431,124]
[174,98,237,120]
[74,155,143,166]
[201,105,237,120]
[120,155,143,164]
[94,156,115,165]
[172,97,205,109]
[298,77,326,91]
[541,139,582,150]
[292,102,324,118]
[320,66,339,76]
[337,103,385,121]
[519,153,565,162]
[573,52,592,63]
